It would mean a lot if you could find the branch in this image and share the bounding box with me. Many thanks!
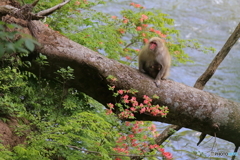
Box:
[155,125,181,145]
[31,0,39,7]
[36,0,71,17]
[155,22,240,147]
[195,22,240,146]
[194,22,240,89]
[23,20,240,146]
[2,7,240,147]
[0,0,71,20]
[0,4,43,20]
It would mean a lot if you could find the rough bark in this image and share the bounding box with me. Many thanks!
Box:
[158,22,240,146]
[26,20,240,146]
[1,1,240,148]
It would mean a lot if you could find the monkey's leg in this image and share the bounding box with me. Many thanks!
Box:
[155,66,166,87]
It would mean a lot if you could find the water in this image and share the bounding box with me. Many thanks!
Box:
[94,0,240,159]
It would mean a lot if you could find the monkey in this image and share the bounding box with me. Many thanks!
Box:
[138,37,171,87]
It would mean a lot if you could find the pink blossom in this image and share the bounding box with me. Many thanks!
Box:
[118,90,124,95]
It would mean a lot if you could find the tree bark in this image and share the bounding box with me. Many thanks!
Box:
[28,20,240,146]
[1,2,240,147]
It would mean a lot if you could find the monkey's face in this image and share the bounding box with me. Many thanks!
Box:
[149,41,157,51]
[148,37,164,52]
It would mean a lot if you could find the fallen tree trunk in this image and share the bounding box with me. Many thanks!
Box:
[1,1,240,147]
[26,20,240,146]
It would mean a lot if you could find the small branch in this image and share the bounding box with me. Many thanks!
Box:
[155,125,182,145]
[124,41,137,50]
[194,22,240,89]
[36,0,71,17]
[31,0,39,7]
[197,132,206,146]
[0,0,71,20]
[231,145,239,160]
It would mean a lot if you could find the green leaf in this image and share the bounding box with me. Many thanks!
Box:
[6,43,16,53]
[24,40,35,51]
[0,44,5,58]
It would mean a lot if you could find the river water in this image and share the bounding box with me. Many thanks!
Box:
[95,0,240,159]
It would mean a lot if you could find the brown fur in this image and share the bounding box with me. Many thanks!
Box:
[138,37,171,87]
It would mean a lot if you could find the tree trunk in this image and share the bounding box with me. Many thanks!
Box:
[1,1,240,147]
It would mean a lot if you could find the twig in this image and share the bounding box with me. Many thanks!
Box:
[36,0,71,17]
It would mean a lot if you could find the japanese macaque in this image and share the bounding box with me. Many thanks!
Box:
[138,37,171,87]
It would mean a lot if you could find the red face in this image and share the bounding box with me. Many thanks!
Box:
[149,41,157,50]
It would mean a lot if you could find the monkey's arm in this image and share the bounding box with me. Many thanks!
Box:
[139,61,146,73]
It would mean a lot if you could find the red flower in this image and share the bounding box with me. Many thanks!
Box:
[107,103,114,109]
[132,101,138,106]
[125,56,132,60]
[75,1,80,5]
[123,95,129,99]
[140,14,148,22]
[140,107,146,113]
[130,107,136,111]
[125,121,130,126]
[123,19,129,23]
[106,109,113,115]
[149,27,155,32]
[154,30,161,34]
[163,152,173,159]
[118,28,125,34]
[158,148,165,153]
[136,26,142,31]
[128,134,134,138]
[118,90,124,95]
[131,97,136,101]
[130,2,135,6]
[112,15,117,19]
[135,4,141,8]
[143,38,148,44]
[143,99,149,104]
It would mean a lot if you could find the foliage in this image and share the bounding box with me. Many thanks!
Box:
[38,0,214,66]
[105,76,172,159]
[107,84,169,119]
[0,21,39,58]
[0,20,166,159]
[0,0,216,160]
[0,50,119,159]
[0,20,119,159]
